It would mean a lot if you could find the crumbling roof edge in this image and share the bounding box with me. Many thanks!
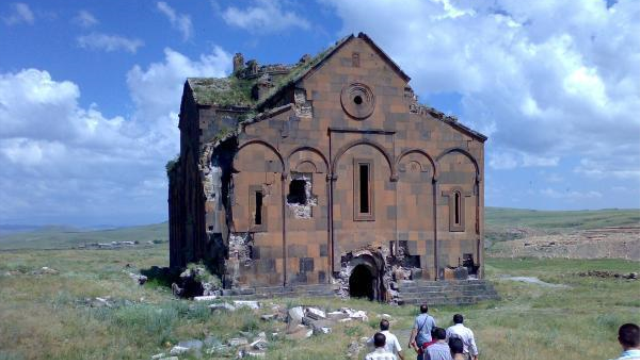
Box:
[418,104,488,142]
[256,34,355,111]
[242,103,293,129]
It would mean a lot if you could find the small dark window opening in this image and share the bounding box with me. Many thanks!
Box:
[454,192,461,224]
[288,179,307,205]
[353,95,363,105]
[359,164,370,214]
[255,191,263,225]
[352,52,360,67]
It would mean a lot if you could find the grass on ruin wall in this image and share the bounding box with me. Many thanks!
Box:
[0,244,638,360]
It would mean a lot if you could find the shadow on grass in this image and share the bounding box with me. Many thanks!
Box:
[140,266,181,289]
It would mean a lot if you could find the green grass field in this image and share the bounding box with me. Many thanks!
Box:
[485,207,640,232]
[0,208,638,359]
[2,208,638,251]
[0,223,168,250]
[0,244,638,360]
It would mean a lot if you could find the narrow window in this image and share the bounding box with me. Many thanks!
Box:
[255,191,263,225]
[448,188,465,232]
[454,192,461,225]
[354,159,374,221]
[352,52,360,67]
[359,164,370,214]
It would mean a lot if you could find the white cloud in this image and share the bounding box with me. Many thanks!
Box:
[222,0,310,33]
[0,47,232,225]
[73,10,98,28]
[489,150,558,170]
[2,2,34,25]
[157,2,193,41]
[77,33,144,53]
[323,0,640,177]
[540,188,603,200]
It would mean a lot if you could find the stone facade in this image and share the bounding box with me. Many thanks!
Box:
[168,33,488,301]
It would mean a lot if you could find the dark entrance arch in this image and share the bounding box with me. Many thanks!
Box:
[349,264,374,300]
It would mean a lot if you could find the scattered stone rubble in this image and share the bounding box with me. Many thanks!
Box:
[576,270,638,280]
[171,264,222,299]
[194,300,373,359]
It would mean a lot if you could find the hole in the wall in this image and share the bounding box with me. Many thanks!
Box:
[349,265,374,300]
[353,95,363,105]
[287,179,307,205]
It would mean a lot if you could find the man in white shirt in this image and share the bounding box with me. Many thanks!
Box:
[611,323,640,360]
[365,333,398,360]
[367,319,405,360]
[446,314,478,360]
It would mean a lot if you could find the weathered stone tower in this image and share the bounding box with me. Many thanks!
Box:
[168,33,492,302]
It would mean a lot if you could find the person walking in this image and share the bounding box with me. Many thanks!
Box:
[365,332,398,360]
[409,304,437,358]
[611,323,640,360]
[446,314,478,360]
[367,319,405,360]
[423,328,452,360]
[449,337,466,360]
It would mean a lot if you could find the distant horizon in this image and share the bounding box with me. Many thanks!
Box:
[1,206,638,229]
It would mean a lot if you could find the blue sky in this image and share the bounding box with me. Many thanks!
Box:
[0,0,639,227]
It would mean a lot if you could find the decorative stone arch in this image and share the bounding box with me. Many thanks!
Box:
[286,146,329,176]
[435,147,480,183]
[237,139,286,178]
[396,148,437,182]
[331,139,397,181]
[345,250,387,301]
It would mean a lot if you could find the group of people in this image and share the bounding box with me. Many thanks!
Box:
[364,304,640,360]
[365,304,477,360]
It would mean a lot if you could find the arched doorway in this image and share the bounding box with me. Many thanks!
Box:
[349,264,374,300]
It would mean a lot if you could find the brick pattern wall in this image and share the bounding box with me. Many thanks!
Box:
[171,36,485,287]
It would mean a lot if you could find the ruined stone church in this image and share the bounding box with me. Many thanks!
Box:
[168,33,489,302]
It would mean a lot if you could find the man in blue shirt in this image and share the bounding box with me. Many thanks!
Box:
[612,323,640,360]
[409,304,436,357]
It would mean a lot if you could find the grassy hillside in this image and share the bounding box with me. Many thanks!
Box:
[0,222,168,250]
[1,208,638,250]
[485,207,640,231]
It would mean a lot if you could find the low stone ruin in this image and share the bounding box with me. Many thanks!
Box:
[170,264,223,299]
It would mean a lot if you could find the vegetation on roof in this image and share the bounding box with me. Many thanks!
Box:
[256,36,351,109]
[188,76,257,107]
[165,154,179,178]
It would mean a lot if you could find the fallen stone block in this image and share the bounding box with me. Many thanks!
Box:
[287,306,304,324]
[327,311,348,320]
[194,295,218,302]
[233,300,260,310]
[227,337,249,347]
[209,302,236,312]
[305,307,326,320]
[349,310,368,321]
[250,338,268,350]
[169,345,189,356]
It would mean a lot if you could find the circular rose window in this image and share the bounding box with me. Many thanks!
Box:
[340,83,375,120]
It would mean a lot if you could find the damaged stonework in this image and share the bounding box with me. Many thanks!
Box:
[225,233,255,287]
[333,243,423,304]
[199,144,221,203]
[287,172,318,219]
[293,88,313,118]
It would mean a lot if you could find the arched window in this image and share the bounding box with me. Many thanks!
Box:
[448,188,465,232]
